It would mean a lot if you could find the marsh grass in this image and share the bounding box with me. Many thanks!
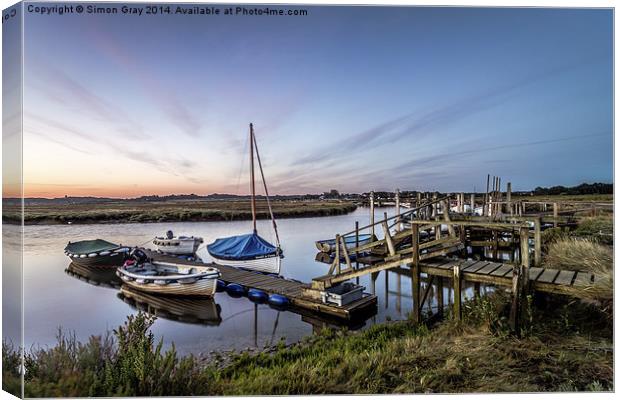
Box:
[4,293,612,397]
[572,216,614,245]
[3,200,357,225]
[544,238,613,303]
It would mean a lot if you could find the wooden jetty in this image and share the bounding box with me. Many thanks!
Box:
[142,249,377,320]
[314,187,610,333]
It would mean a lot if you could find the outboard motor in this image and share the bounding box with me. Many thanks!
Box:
[130,248,149,264]
[166,230,174,240]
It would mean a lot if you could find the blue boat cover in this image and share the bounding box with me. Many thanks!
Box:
[207,233,278,261]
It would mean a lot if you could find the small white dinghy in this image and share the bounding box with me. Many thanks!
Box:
[117,249,220,297]
[153,230,203,255]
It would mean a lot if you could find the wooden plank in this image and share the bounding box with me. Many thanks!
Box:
[476,262,503,275]
[553,270,576,286]
[457,260,479,270]
[573,271,594,287]
[536,268,560,283]
[490,264,513,277]
[422,258,453,267]
[462,261,490,273]
[527,267,544,281]
[436,260,460,270]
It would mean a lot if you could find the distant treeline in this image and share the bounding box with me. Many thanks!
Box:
[533,183,613,196]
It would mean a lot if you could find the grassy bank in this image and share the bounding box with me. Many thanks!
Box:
[2,200,357,225]
[512,194,613,202]
[3,290,613,397]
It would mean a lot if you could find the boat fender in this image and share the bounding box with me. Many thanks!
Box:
[79,254,87,258]
[248,288,268,303]
[268,294,289,308]
[226,283,245,297]
[216,280,227,292]
[87,253,98,258]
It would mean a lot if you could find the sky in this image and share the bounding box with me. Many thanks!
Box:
[15,4,613,197]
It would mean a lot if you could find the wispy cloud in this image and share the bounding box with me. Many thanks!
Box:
[24,113,204,182]
[293,59,594,168]
[30,64,147,140]
[88,25,203,137]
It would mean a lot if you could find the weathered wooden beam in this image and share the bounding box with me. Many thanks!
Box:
[382,221,396,257]
[411,223,421,323]
[453,264,461,321]
[533,217,541,267]
[509,264,522,333]
[339,235,353,271]
[369,190,376,232]
[437,277,444,317]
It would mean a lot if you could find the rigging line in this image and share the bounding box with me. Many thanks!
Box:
[136,236,156,247]
[233,133,249,196]
[252,129,281,249]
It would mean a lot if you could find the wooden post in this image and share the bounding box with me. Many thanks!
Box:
[432,193,438,218]
[442,200,455,237]
[520,227,530,271]
[452,264,461,321]
[533,217,541,267]
[506,182,513,215]
[474,282,481,298]
[437,277,444,317]
[485,174,490,216]
[395,188,401,231]
[382,213,396,257]
[371,271,379,295]
[334,234,341,274]
[355,221,360,270]
[470,193,475,215]
[509,264,522,333]
[370,191,375,238]
[411,223,421,323]
[553,203,558,227]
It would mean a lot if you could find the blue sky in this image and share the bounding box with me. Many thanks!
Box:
[21,4,613,197]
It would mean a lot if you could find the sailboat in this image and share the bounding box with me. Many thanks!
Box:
[207,123,283,274]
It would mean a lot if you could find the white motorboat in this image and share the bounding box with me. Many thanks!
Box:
[153,230,203,255]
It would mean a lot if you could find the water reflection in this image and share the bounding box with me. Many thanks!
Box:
[65,262,122,289]
[22,207,501,354]
[118,286,223,326]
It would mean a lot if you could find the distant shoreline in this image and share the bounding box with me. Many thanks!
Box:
[2,200,358,226]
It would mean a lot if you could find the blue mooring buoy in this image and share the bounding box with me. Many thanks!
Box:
[268,294,290,308]
[216,280,227,292]
[248,288,268,303]
[226,283,245,297]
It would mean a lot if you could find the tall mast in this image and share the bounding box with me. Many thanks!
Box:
[250,123,257,233]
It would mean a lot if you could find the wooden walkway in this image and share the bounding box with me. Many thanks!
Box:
[356,255,598,296]
[420,257,598,296]
[144,249,377,320]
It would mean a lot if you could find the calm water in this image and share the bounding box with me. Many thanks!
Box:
[21,207,483,355]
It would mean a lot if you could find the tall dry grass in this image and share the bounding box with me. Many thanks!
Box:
[545,238,613,302]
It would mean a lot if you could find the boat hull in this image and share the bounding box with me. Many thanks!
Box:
[211,255,281,275]
[66,250,129,267]
[315,235,373,253]
[153,237,203,255]
[116,262,219,297]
